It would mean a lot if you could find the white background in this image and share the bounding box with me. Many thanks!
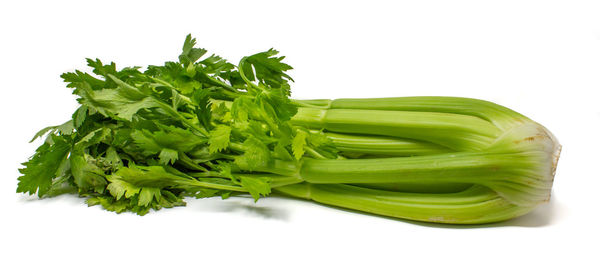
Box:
[1,0,599,267]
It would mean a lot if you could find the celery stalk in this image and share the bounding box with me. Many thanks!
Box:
[275,183,534,224]
[293,107,501,151]
[320,132,452,157]
[275,97,561,224]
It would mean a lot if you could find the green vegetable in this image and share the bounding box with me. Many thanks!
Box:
[17,35,560,224]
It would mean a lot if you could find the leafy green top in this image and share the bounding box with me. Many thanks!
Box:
[17,34,337,215]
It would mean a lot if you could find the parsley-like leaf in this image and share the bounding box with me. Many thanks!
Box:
[179,34,207,65]
[158,148,179,165]
[240,175,271,201]
[30,120,74,142]
[242,49,294,88]
[234,137,271,171]
[78,80,159,122]
[17,135,71,197]
[208,125,231,153]
[292,130,308,160]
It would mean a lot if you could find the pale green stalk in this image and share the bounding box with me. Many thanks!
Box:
[273,96,561,224]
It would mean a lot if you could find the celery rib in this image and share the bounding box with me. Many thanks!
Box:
[275,183,533,224]
[322,132,453,157]
[327,96,528,131]
[293,107,502,151]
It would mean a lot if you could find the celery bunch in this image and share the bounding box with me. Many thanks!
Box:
[17,35,560,224]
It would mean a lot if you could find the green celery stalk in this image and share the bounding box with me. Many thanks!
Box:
[319,131,452,157]
[275,183,533,224]
[292,106,501,151]
[270,96,561,224]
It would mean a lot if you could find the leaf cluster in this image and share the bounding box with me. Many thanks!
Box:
[17,34,337,215]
